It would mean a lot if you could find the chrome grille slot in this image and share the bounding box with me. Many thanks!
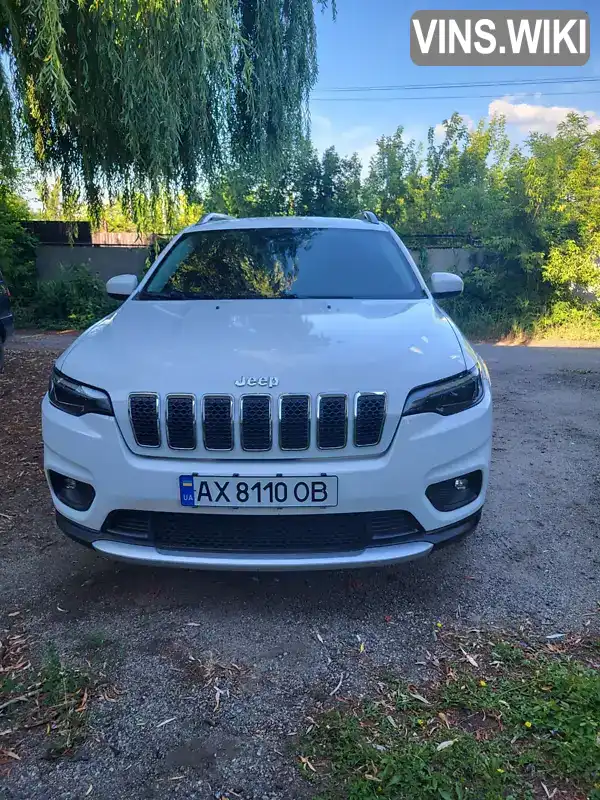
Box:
[355,393,386,447]
[241,395,272,451]
[166,395,196,450]
[317,394,347,449]
[279,395,310,450]
[203,396,234,451]
[129,393,160,447]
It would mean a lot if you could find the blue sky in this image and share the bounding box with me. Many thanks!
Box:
[310,0,600,167]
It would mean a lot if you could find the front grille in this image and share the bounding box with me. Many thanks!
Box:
[279,395,310,450]
[166,395,196,449]
[317,395,347,449]
[240,395,271,451]
[128,391,387,452]
[104,509,424,553]
[129,394,160,447]
[203,396,233,451]
[355,393,386,447]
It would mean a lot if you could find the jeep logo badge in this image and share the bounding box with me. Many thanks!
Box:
[235,376,279,388]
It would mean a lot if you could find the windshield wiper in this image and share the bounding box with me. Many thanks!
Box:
[138,288,190,300]
[138,288,224,300]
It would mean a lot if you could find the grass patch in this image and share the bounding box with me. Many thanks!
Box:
[0,628,118,770]
[301,631,600,800]
[447,299,600,344]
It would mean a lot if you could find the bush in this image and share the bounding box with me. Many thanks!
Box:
[15,264,119,330]
[0,188,37,304]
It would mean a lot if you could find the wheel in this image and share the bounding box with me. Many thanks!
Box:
[0,344,4,373]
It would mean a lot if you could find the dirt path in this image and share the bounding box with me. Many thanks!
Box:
[7,330,79,352]
[0,338,598,799]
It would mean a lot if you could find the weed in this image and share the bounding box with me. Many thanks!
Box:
[80,630,111,652]
[302,632,600,799]
[1,637,94,764]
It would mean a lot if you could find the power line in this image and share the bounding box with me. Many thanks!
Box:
[318,76,600,93]
[311,89,600,103]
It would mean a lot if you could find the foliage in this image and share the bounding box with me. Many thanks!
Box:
[34,179,205,234]
[16,264,118,330]
[0,0,334,221]
[207,141,362,219]
[0,184,37,305]
[302,633,600,799]
[7,109,600,338]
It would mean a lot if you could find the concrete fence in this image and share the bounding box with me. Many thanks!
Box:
[36,243,482,284]
[36,245,151,283]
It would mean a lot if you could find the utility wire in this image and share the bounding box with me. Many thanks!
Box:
[318,76,600,93]
[312,89,600,103]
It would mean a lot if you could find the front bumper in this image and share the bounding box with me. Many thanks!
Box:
[56,510,481,570]
[43,387,491,570]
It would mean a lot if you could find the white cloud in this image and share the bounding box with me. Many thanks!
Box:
[311,114,334,143]
[488,98,600,135]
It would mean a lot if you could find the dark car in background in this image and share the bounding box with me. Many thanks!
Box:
[0,269,14,372]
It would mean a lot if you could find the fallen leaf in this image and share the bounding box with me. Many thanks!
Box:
[408,690,431,706]
[438,712,450,728]
[330,673,344,696]
[85,785,93,797]
[299,755,316,773]
[0,749,20,761]
[436,740,457,751]
[541,783,557,798]
[460,646,479,668]
[56,605,68,613]
[316,632,324,644]
[156,717,176,728]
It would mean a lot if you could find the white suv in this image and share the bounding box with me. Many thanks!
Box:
[42,212,492,570]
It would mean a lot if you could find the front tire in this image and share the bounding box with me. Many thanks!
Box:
[0,344,4,373]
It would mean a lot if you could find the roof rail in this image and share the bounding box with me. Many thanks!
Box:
[198,212,234,224]
[355,210,379,224]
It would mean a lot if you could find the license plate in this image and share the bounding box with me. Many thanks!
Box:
[179,475,338,508]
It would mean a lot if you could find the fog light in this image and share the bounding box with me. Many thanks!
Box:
[426,471,482,512]
[48,471,95,511]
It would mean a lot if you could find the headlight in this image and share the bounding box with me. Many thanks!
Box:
[49,368,114,417]
[403,366,484,417]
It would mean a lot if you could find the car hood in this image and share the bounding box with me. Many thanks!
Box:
[58,298,467,459]
[59,298,466,395]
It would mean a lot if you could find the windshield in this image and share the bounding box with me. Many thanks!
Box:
[141,227,425,300]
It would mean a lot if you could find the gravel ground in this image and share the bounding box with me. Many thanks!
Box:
[0,337,599,799]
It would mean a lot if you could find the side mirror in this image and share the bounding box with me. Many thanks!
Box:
[430,272,464,299]
[106,274,138,300]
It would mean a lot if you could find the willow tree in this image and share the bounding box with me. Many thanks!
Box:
[0,0,332,219]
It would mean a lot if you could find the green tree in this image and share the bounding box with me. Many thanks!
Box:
[0,0,334,220]
[363,127,425,231]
